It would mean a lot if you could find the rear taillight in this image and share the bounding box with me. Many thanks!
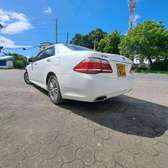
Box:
[73,57,113,74]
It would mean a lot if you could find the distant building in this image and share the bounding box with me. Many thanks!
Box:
[0,55,14,69]
[133,55,156,68]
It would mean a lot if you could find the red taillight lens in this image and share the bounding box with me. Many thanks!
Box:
[73,57,113,74]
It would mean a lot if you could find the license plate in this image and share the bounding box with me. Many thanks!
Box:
[117,64,126,77]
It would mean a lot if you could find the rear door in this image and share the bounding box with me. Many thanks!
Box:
[36,47,55,84]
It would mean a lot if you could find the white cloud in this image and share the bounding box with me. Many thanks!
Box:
[44,6,52,14]
[0,36,15,47]
[0,10,10,24]
[0,36,31,48]
[0,9,33,35]
[1,21,32,35]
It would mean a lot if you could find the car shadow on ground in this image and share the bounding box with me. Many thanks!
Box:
[60,96,168,138]
[33,85,168,138]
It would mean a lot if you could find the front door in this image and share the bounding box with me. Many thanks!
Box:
[30,47,55,84]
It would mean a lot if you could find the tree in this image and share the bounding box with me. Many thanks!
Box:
[8,53,28,69]
[71,30,121,54]
[119,21,168,65]
[71,28,107,49]
[97,31,122,54]
[87,28,107,49]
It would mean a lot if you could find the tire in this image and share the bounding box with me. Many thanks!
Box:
[47,75,63,105]
[24,71,31,84]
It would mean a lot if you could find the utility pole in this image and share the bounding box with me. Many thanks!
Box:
[93,39,96,51]
[66,32,69,44]
[55,18,58,43]
[93,37,98,51]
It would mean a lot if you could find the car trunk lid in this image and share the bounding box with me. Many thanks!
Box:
[91,52,132,77]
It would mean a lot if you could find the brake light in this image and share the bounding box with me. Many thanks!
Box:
[73,57,113,74]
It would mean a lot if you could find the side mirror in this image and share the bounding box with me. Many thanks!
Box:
[28,58,34,62]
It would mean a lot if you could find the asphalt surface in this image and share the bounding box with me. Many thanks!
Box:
[0,70,168,168]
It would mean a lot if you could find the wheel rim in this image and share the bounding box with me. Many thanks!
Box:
[48,78,58,101]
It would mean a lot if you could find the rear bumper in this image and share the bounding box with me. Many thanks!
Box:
[60,73,133,102]
[94,88,132,102]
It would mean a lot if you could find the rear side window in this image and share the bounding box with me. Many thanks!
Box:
[64,44,92,51]
[34,47,55,61]
[34,51,45,61]
[45,47,55,57]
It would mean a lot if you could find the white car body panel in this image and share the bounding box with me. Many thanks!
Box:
[26,44,133,102]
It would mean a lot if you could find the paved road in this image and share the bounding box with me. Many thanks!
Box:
[0,70,168,168]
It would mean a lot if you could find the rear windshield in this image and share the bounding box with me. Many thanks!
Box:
[63,44,92,51]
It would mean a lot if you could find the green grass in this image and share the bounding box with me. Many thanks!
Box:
[135,69,168,75]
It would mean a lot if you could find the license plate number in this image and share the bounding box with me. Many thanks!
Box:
[117,64,126,77]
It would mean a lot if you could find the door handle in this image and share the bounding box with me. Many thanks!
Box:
[46,59,51,62]
[34,63,38,65]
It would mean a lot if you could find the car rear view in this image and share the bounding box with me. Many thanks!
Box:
[71,52,133,102]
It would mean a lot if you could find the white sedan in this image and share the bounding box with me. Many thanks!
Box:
[24,44,133,104]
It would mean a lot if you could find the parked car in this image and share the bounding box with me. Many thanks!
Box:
[24,44,133,104]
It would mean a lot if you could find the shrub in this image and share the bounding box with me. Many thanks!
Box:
[13,59,27,69]
[151,59,168,71]
[8,53,28,69]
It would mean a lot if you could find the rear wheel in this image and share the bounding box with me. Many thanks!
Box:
[24,71,31,84]
[47,75,63,105]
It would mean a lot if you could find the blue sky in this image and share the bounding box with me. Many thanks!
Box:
[0,0,168,56]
